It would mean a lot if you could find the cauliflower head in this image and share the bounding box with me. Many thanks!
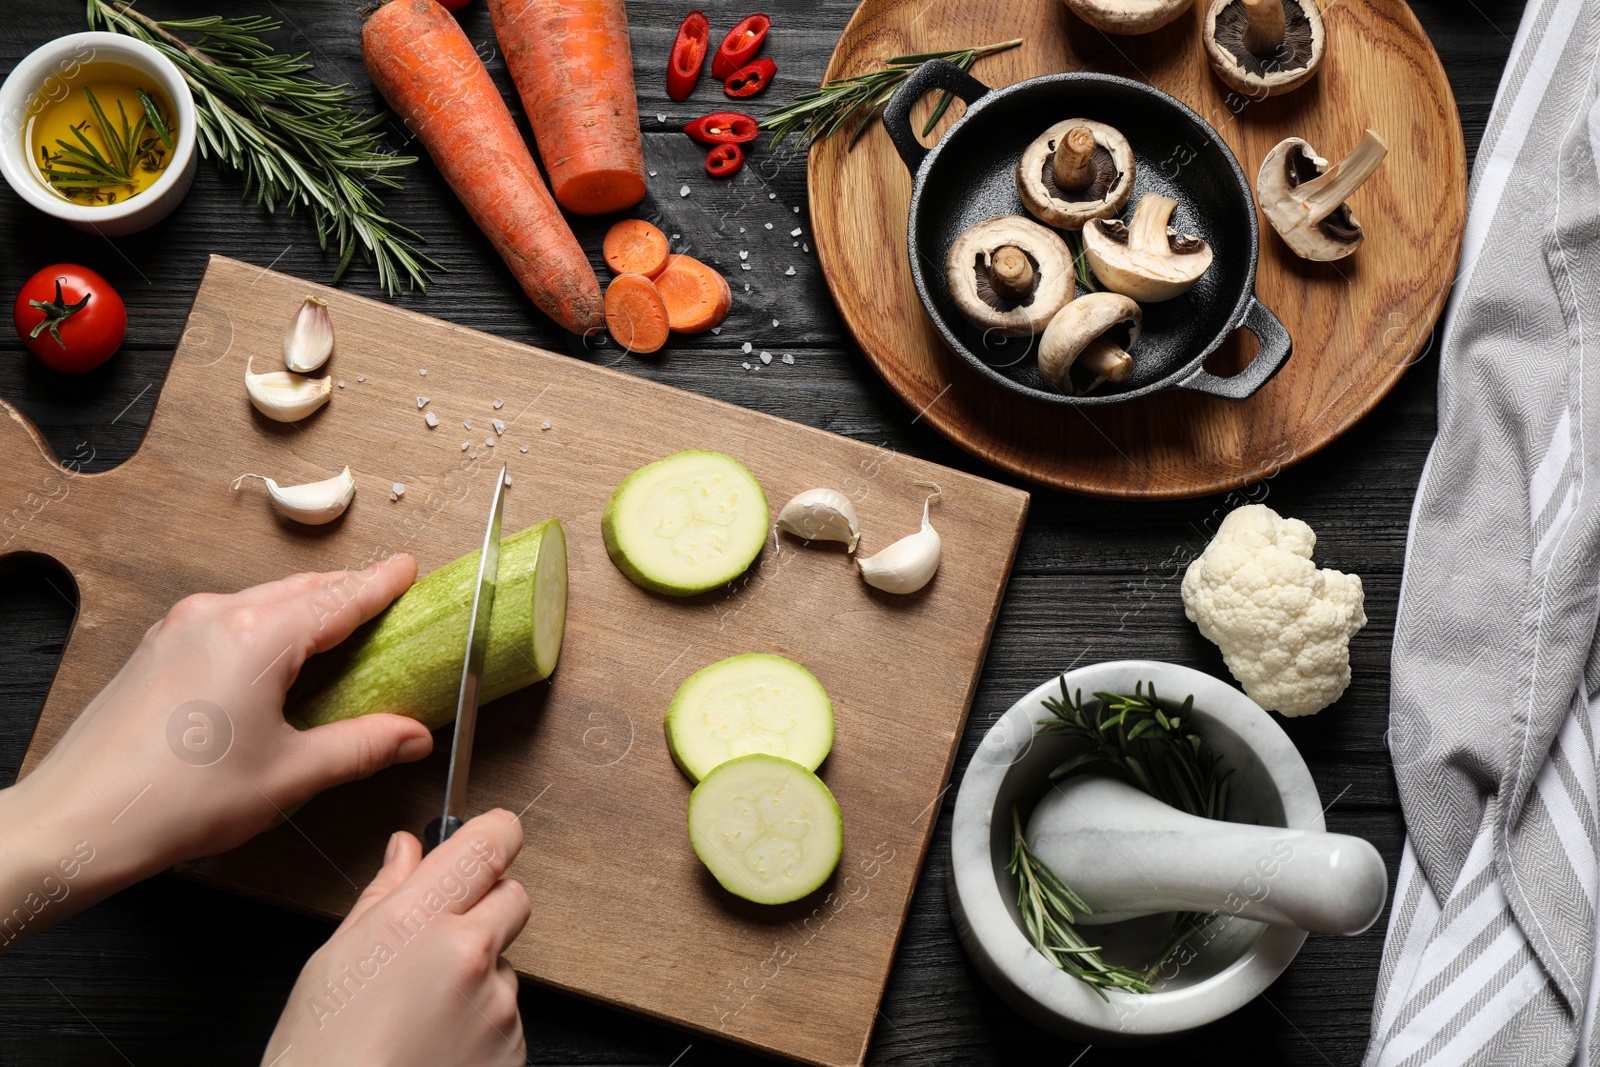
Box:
[1181,504,1366,717]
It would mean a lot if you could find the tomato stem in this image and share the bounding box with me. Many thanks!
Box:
[28,278,92,349]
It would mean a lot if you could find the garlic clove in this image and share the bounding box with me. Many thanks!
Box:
[777,488,861,552]
[232,466,356,525]
[856,483,943,594]
[245,357,332,423]
[284,296,334,373]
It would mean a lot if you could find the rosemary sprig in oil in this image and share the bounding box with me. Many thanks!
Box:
[85,0,436,296]
[40,86,173,198]
[763,38,1022,151]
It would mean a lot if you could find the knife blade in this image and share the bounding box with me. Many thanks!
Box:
[424,462,508,853]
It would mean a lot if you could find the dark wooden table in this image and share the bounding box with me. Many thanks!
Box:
[0,2,1523,1063]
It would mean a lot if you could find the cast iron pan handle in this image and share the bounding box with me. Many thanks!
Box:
[1176,298,1293,401]
[883,59,991,174]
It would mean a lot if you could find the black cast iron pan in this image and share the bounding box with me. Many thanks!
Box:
[883,60,1291,407]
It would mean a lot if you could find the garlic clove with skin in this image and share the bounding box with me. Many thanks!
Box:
[856,482,943,594]
[284,296,334,373]
[777,488,861,552]
[245,357,332,422]
[232,466,356,525]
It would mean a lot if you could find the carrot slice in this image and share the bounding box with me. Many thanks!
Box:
[605,274,671,355]
[654,255,732,334]
[603,219,670,277]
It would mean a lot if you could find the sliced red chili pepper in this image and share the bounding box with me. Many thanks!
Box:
[723,57,776,98]
[705,143,744,177]
[667,11,710,102]
[711,14,771,81]
[683,111,759,145]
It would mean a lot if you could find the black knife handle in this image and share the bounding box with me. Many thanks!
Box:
[423,814,463,854]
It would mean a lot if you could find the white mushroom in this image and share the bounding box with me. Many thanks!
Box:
[1063,0,1195,34]
[1039,293,1142,395]
[1203,0,1326,98]
[1082,193,1213,302]
[1015,119,1136,231]
[1257,130,1388,261]
[944,216,1075,337]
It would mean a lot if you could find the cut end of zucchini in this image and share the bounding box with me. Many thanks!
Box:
[667,653,833,782]
[601,450,768,596]
[688,754,842,905]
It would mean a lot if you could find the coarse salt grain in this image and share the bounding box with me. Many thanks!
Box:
[759,351,772,364]
[419,368,427,376]
[785,266,795,276]
[657,113,666,123]
[493,398,504,409]
[520,445,528,453]
[357,375,366,382]
[337,380,345,389]
[541,420,552,430]
[486,438,495,447]
[768,193,776,199]
[772,319,779,327]
[741,263,751,270]
[790,227,802,236]
[742,361,751,370]
[648,169,657,176]
[492,418,506,435]
[739,226,746,233]
[464,418,473,429]
[470,451,478,459]
[417,396,429,408]
[739,251,748,260]
[803,243,809,252]
[741,342,753,353]
[764,223,773,229]
[424,411,439,428]
[504,472,512,487]
[793,206,800,213]
[461,441,469,451]
[393,483,405,497]
[711,326,722,334]
[672,233,680,239]
[782,353,795,365]
[679,185,690,197]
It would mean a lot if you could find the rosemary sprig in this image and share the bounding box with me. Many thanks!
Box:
[1012,680,1234,987]
[763,38,1023,151]
[41,86,171,197]
[85,0,436,296]
[1063,229,1099,294]
[1007,807,1153,999]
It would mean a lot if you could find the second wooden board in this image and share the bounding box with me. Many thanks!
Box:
[809,0,1465,497]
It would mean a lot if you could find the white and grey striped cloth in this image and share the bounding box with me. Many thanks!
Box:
[1369,1,1600,1064]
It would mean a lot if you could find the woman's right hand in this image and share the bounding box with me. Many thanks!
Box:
[262,809,530,1066]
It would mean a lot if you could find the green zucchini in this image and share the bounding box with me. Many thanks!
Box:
[601,450,768,596]
[688,754,842,905]
[666,653,834,782]
[287,519,568,730]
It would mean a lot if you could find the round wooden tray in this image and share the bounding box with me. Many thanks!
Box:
[808,0,1464,498]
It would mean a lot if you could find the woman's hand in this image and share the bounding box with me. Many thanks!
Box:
[0,555,435,945]
[262,810,530,1066]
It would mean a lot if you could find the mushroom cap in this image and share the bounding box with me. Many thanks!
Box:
[1015,119,1137,231]
[1203,0,1326,97]
[1039,292,1142,395]
[1064,0,1195,34]
[1082,199,1213,302]
[1256,132,1385,261]
[944,216,1075,337]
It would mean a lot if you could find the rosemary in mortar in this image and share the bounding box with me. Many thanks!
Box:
[85,1,436,296]
[1012,680,1233,991]
[763,38,1023,150]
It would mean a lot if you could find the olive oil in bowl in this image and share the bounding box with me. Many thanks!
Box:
[25,62,177,206]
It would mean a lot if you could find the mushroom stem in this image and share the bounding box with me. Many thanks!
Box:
[1128,193,1179,255]
[989,246,1035,300]
[1295,130,1389,223]
[1052,126,1098,192]
[1079,337,1134,383]
[1242,0,1286,56]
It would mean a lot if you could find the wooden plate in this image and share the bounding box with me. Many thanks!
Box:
[808,0,1465,497]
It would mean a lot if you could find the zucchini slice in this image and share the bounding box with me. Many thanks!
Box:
[688,754,842,905]
[601,450,768,596]
[288,519,568,730]
[666,653,833,782]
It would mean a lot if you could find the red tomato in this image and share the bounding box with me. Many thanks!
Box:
[14,265,127,373]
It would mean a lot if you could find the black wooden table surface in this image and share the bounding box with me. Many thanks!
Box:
[0,2,1522,1064]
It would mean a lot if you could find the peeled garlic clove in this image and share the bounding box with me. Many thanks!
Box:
[232,466,355,525]
[777,488,861,551]
[245,357,332,423]
[284,296,334,373]
[856,483,943,594]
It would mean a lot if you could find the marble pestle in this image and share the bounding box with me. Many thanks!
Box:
[1024,776,1387,935]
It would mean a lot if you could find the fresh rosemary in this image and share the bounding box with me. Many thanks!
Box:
[85,1,436,296]
[763,38,1023,151]
[40,86,173,199]
[1064,229,1099,294]
[1012,680,1233,989]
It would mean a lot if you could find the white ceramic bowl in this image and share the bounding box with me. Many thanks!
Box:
[0,31,198,236]
[949,660,1322,1043]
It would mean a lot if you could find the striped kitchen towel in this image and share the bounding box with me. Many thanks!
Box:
[1368,1,1600,1064]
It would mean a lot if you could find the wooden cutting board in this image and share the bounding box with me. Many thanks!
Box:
[1,256,1029,1067]
[809,0,1464,497]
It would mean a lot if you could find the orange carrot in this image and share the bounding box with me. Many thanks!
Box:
[362,0,602,334]
[603,219,670,277]
[604,274,671,355]
[654,255,731,334]
[487,0,647,216]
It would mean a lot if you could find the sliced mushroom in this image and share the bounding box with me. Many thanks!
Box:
[1257,130,1387,261]
[1039,293,1142,395]
[945,216,1075,337]
[1064,0,1195,34]
[1083,193,1213,302]
[1203,0,1326,98]
[1016,119,1136,231]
